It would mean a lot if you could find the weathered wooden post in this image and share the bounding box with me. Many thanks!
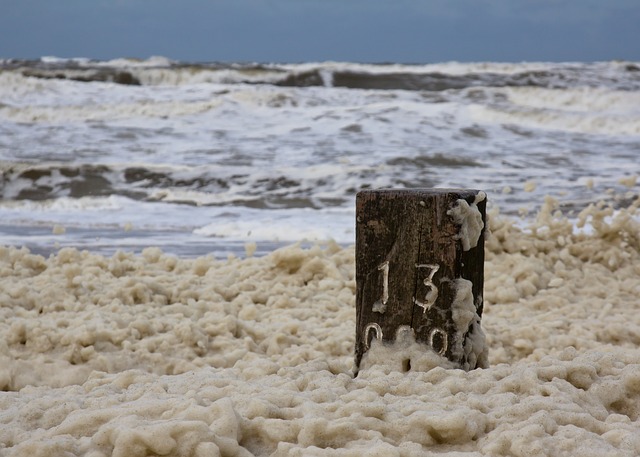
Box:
[355,189,488,374]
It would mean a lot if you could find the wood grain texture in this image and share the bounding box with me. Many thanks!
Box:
[355,189,486,372]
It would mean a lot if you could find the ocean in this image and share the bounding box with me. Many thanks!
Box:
[1,57,638,257]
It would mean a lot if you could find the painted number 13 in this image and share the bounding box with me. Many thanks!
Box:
[371,261,439,313]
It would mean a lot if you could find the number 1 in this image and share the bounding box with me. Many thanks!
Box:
[372,260,389,313]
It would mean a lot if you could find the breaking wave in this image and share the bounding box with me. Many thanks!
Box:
[2,58,639,91]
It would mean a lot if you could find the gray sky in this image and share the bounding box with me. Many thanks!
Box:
[1,0,639,63]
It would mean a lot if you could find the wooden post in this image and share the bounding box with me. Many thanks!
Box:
[355,188,487,373]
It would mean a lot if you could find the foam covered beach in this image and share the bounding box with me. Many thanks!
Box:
[2,197,640,456]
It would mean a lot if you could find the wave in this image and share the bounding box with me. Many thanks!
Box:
[470,87,640,136]
[3,58,639,91]
[0,161,351,209]
[500,86,640,114]
[192,206,355,243]
[0,97,224,123]
[0,155,488,210]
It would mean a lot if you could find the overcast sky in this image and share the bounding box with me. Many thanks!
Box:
[1,0,639,63]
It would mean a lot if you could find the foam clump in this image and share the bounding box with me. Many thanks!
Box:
[1,197,640,456]
[451,278,488,370]
[447,191,485,251]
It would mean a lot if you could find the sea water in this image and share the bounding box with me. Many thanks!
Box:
[0,57,639,257]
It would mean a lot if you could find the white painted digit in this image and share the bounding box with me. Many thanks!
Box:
[363,322,383,350]
[429,327,448,356]
[372,260,389,313]
[414,263,439,313]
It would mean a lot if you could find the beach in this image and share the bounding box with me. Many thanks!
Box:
[1,57,639,455]
[1,196,640,456]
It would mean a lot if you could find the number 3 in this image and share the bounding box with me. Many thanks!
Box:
[414,264,439,313]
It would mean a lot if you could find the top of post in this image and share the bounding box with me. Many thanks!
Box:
[357,188,483,198]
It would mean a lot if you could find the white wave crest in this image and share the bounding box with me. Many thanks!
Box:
[470,87,640,136]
